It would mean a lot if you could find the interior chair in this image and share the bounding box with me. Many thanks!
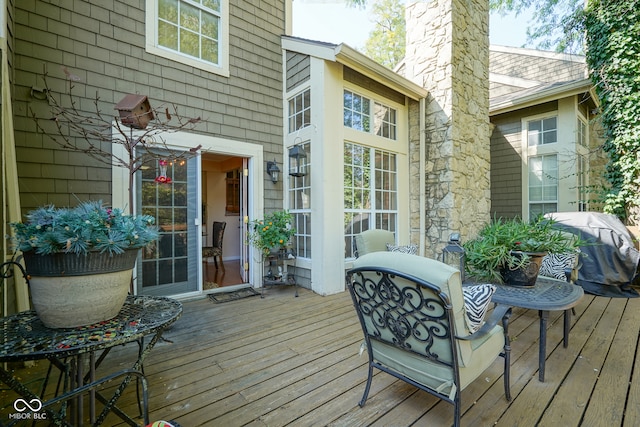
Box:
[346,252,512,427]
[353,229,395,258]
[203,221,226,270]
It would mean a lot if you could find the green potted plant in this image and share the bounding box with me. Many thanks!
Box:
[10,200,158,328]
[463,216,581,286]
[246,210,296,257]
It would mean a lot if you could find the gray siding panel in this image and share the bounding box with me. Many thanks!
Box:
[490,116,523,218]
[286,52,310,92]
[13,0,285,211]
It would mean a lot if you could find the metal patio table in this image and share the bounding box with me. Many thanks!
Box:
[0,295,182,426]
[489,276,584,382]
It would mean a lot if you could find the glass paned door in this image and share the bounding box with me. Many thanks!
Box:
[138,153,199,296]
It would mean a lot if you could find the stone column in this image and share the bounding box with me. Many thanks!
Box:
[404,0,491,256]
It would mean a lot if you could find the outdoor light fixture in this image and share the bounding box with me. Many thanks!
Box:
[266,159,280,183]
[442,232,465,282]
[288,145,307,177]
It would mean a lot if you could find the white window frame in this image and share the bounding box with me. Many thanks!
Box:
[145,0,230,77]
[288,89,311,133]
[288,140,311,259]
[577,116,587,147]
[343,89,398,141]
[373,102,397,140]
[527,115,558,146]
[344,142,398,259]
[528,154,559,220]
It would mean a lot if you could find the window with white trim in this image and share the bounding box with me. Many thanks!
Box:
[528,154,558,219]
[344,142,397,258]
[527,116,557,146]
[344,90,397,141]
[146,0,229,76]
[578,154,588,211]
[288,89,311,133]
[577,117,587,147]
[288,141,311,258]
[344,90,370,132]
[374,102,397,139]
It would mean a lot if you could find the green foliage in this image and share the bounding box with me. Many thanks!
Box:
[247,211,296,256]
[345,0,367,7]
[584,1,640,219]
[362,0,406,69]
[490,0,586,53]
[463,216,581,283]
[11,201,159,255]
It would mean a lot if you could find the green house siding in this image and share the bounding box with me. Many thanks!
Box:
[285,52,310,92]
[490,101,561,218]
[12,0,285,211]
[490,117,523,218]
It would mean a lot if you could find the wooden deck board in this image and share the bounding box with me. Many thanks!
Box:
[535,296,611,427]
[580,298,640,426]
[5,285,640,427]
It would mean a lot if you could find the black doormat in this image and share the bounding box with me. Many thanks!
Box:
[208,287,260,303]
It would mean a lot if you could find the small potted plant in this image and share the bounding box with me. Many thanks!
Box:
[246,210,296,257]
[10,200,158,328]
[463,216,581,287]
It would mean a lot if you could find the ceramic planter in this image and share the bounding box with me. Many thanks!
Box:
[22,249,139,328]
[500,251,547,288]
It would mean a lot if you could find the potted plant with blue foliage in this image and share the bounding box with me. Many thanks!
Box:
[11,200,158,328]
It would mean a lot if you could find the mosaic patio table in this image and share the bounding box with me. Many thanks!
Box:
[0,295,182,426]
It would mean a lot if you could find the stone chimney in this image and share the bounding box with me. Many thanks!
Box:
[403,0,492,252]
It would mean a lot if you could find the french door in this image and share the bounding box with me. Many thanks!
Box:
[137,152,199,296]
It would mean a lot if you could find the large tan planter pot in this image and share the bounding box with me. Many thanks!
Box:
[23,250,139,329]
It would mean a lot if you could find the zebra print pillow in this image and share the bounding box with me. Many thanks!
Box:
[540,252,579,281]
[385,243,418,255]
[462,284,497,333]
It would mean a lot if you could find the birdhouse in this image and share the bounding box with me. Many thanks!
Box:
[114,94,154,129]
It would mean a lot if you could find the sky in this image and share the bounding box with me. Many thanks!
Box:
[292,0,532,49]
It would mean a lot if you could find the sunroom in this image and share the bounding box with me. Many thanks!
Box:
[280,36,427,295]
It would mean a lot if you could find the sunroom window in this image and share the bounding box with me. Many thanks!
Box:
[288,141,311,258]
[344,142,397,258]
[343,90,398,141]
[288,89,311,133]
[344,90,371,132]
[374,102,397,140]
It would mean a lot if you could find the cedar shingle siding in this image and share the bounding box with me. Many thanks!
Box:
[490,102,558,218]
[285,52,310,92]
[12,0,285,211]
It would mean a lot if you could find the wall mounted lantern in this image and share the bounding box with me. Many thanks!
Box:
[266,159,280,183]
[114,94,154,129]
[442,232,465,282]
[288,145,307,177]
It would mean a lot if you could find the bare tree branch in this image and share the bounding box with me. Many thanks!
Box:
[29,68,203,214]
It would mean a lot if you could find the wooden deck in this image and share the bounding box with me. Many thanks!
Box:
[5,284,640,426]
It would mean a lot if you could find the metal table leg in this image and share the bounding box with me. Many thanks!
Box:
[563,309,571,348]
[538,310,549,382]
